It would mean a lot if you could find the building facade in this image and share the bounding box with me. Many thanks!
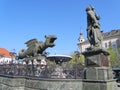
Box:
[0,48,15,64]
[78,29,120,52]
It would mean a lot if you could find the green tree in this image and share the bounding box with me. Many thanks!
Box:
[69,52,85,78]
[107,47,118,67]
[69,52,84,65]
[116,47,120,67]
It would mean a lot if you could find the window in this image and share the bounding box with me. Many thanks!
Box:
[105,43,107,48]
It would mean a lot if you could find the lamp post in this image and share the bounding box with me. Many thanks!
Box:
[74,51,80,79]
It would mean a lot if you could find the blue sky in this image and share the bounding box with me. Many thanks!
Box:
[0,0,120,55]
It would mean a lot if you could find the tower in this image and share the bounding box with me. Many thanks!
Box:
[77,32,85,53]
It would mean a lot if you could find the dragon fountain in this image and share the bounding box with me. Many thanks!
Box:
[18,35,57,59]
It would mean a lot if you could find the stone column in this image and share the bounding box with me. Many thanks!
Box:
[82,48,117,90]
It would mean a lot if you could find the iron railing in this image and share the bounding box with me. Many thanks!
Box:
[0,64,84,79]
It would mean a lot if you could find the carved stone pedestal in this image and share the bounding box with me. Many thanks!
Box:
[84,67,113,80]
[82,49,117,90]
[83,49,109,67]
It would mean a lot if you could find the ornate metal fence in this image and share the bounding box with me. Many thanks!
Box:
[0,64,84,79]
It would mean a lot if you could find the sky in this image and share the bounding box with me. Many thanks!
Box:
[0,0,120,55]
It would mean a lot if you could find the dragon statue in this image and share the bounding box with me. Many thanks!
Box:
[18,35,57,59]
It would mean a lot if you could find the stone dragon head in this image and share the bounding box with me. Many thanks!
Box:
[44,35,57,47]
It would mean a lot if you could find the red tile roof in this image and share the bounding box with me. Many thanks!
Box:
[0,48,13,57]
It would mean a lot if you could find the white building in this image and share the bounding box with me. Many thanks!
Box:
[0,48,15,64]
[78,29,120,52]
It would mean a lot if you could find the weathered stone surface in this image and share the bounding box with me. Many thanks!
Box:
[0,76,83,90]
[0,73,118,90]
[0,76,25,90]
[84,67,114,80]
[82,48,109,67]
[25,79,83,90]
[83,79,117,90]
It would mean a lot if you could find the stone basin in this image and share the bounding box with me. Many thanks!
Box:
[47,55,72,65]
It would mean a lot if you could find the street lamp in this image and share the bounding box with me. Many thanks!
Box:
[74,51,80,79]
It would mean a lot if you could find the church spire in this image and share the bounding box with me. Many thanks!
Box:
[78,32,85,44]
[77,30,85,53]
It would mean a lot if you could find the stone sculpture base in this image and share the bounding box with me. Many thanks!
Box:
[82,48,109,67]
[84,67,113,80]
[83,79,116,90]
[82,48,117,90]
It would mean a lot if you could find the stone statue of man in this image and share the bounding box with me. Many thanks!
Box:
[86,6,103,49]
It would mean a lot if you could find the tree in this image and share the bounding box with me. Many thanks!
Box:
[68,52,85,78]
[69,52,84,65]
[115,47,120,67]
[107,46,118,67]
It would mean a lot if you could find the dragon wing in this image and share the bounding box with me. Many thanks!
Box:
[25,38,38,48]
